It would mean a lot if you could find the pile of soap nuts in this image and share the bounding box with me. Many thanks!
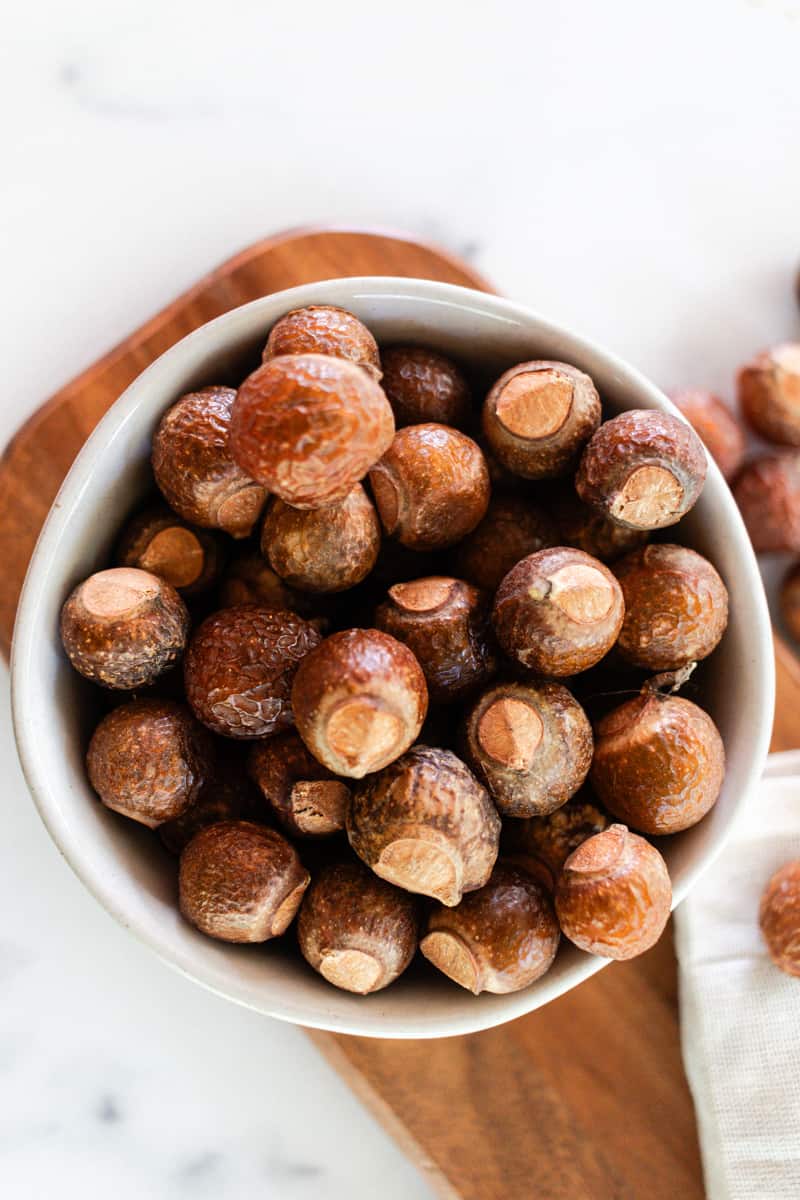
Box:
[60,304,730,998]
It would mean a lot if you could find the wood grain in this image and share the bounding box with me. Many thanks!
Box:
[1,225,792,1200]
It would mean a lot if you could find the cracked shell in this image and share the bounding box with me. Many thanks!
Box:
[381,345,471,429]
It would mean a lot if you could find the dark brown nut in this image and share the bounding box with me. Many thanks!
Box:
[555,492,648,563]
[369,423,490,551]
[780,561,800,642]
[291,629,427,778]
[152,387,267,537]
[421,861,559,994]
[261,485,380,594]
[464,681,592,818]
[504,796,610,891]
[738,344,800,446]
[248,732,351,837]
[450,496,558,591]
[590,683,725,835]
[263,305,381,378]
[298,861,418,994]
[576,409,707,531]
[115,505,224,595]
[347,745,500,906]
[670,389,746,480]
[613,544,728,670]
[759,861,800,977]
[374,577,496,705]
[218,551,301,612]
[87,698,214,828]
[381,345,471,429]
[482,360,601,480]
[733,453,800,553]
[61,567,189,689]
[492,547,624,676]
[555,824,672,960]
[184,605,321,738]
[179,820,309,943]
[159,761,259,854]
[230,354,394,507]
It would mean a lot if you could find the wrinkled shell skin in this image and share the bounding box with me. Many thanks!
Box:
[347,745,501,906]
[733,453,800,553]
[263,305,381,378]
[738,344,800,446]
[374,577,496,704]
[381,345,471,429]
[230,354,394,507]
[780,561,800,642]
[555,492,648,563]
[590,691,725,835]
[261,484,381,594]
[218,551,303,612]
[248,732,350,837]
[482,360,601,479]
[87,698,214,828]
[670,389,745,481]
[179,820,309,943]
[421,861,559,994]
[115,504,224,595]
[465,680,593,818]
[152,388,267,537]
[614,543,728,670]
[759,860,800,977]
[291,629,428,778]
[184,605,321,738]
[159,761,260,854]
[298,861,419,994]
[576,409,707,530]
[504,795,610,891]
[450,496,558,591]
[369,423,490,551]
[555,824,672,960]
[61,568,189,689]
[492,547,625,676]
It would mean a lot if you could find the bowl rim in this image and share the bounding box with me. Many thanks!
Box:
[10,276,776,1038]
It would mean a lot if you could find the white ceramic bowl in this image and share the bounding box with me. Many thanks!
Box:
[11,278,775,1038]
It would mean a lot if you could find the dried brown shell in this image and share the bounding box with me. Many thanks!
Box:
[555,491,648,563]
[503,795,610,892]
[381,345,471,429]
[115,504,224,595]
[450,495,558,591]
[670,389,745,481]
[218,551,302,612]
[759,861,800,977]
[248,732,351,837]
[159,758,260,854]
[61,567,189,689]
[732,453,800,553]
[738,344,800,446]
[263,305,381,378]
[261,484,381,594]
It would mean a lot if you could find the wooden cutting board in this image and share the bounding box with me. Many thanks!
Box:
[2,226,797,1200]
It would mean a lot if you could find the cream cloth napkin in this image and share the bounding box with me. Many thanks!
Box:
[674,754,800,1200]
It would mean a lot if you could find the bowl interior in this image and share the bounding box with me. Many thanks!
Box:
[11,278,774,1038]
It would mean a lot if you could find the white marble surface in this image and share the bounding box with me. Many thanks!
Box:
[2,0,800,1196]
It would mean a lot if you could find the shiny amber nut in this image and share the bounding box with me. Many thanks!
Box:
[555,491,648,563]
[369,423,490,551]
[87,698,214,828]
[152,387,267,537]
[374,576,496,705]
[450,495,558,591]
[733,453,800,553]
[492,547,624,676]
[503,795,610,892]
[218,551,302,612]
[482,360,601,479]
[61,567,189,689]
[759,861,800,977]
[670,389,745,481]
[590,686,725,835]
[347,745,500,906]
[738,344,800,446]
[230,354,394,507]
[184,605,321,739]
[179,820,309,943]
[614,543,728,670]
[576,409,707,531]
[291,629,427,779]
[263,305,381,378]
[261,484,381,594]
[248,732,351,838]
[421,861,559,994]
[115,504,224,595]
[555,824,672,960]
[780,562,800,642]
[159,760,260,854]
[381,345,471,429]
[465,680,592,818]
[298,861,419,994]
